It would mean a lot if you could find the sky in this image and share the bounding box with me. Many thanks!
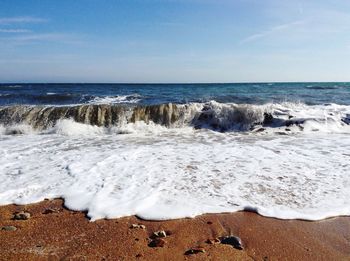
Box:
[0,0,350,83]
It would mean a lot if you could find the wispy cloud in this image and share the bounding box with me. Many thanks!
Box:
[0,29,31,33]
[0,33,84,45]
[240,20,305,44]
[14,33,70,41]
[0,16,47,25]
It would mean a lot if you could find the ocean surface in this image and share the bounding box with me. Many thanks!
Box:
[0,82,349,220]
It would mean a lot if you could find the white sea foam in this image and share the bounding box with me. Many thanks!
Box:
[6,85,22,88]
[88,94,142,104]
[0,119,349,221]
[44,119,191,136]
[0,124,35,135]
[182,101,350,134]
[52,119,107,136]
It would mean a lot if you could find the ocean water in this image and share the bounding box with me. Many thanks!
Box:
[1,82,350,106]
[0,82,350,220]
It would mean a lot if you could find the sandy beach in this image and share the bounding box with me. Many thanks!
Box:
[0,199,349,260]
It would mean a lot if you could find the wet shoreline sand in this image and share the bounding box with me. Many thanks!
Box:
[0,199,349,260]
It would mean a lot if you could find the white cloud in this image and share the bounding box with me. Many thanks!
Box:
[0,29,31,33]
[240,20,305,44]
[0,16,47,25]
[0,33,84,45]
[14,33,70,41]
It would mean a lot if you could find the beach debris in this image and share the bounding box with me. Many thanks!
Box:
[13,211,31,220]
[130,224,146,229]
[220,235,244,250]
[184,247,206,255]
[148,238,166,248]
[206,238,221,245]
[152,230,167,238]
[1,226,17,231]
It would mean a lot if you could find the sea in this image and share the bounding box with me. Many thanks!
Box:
[0,82,349,221]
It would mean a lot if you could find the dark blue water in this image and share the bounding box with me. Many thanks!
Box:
[0,82,350,106]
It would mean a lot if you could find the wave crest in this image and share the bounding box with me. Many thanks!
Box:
[0,101,349,135]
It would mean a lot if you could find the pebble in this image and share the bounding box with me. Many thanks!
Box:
[184,247,206,255]
[43,208,61,214]
[13,211,31,220]
[2,226,17,231]
[153,230,167,238]
[220,235,244,250]
[206,238,221,244]
[263,113,274,124]
[130,224,146,229]
[148,238,166,247]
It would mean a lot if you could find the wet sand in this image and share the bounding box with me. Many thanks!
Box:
[0,199,349,260]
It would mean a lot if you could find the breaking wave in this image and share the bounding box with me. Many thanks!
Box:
[0,101,349,135]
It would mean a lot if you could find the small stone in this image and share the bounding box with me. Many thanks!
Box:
[243,206,258,213]
[136,254,142,258]
[165,230,172,236]
[13,211,31,220]
[184,247,206,255]
[255,127,265,132]
[130,224,146,229]
[148,238,166,247]
[43,208,60,214]
[207,221,213,225]
[153,230,166,238]
[2,226,17,231]
[220,235,244,250]
[276,131,288,135]
[263,113,273,125]
[206,238,220,245]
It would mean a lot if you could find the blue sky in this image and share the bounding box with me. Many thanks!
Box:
[0,0,350,83]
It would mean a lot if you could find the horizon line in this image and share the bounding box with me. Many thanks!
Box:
[1,81,349,85]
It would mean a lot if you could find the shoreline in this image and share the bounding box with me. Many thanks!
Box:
[0,199,349,260]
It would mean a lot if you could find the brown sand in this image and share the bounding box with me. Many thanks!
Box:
[0,199,349,261]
